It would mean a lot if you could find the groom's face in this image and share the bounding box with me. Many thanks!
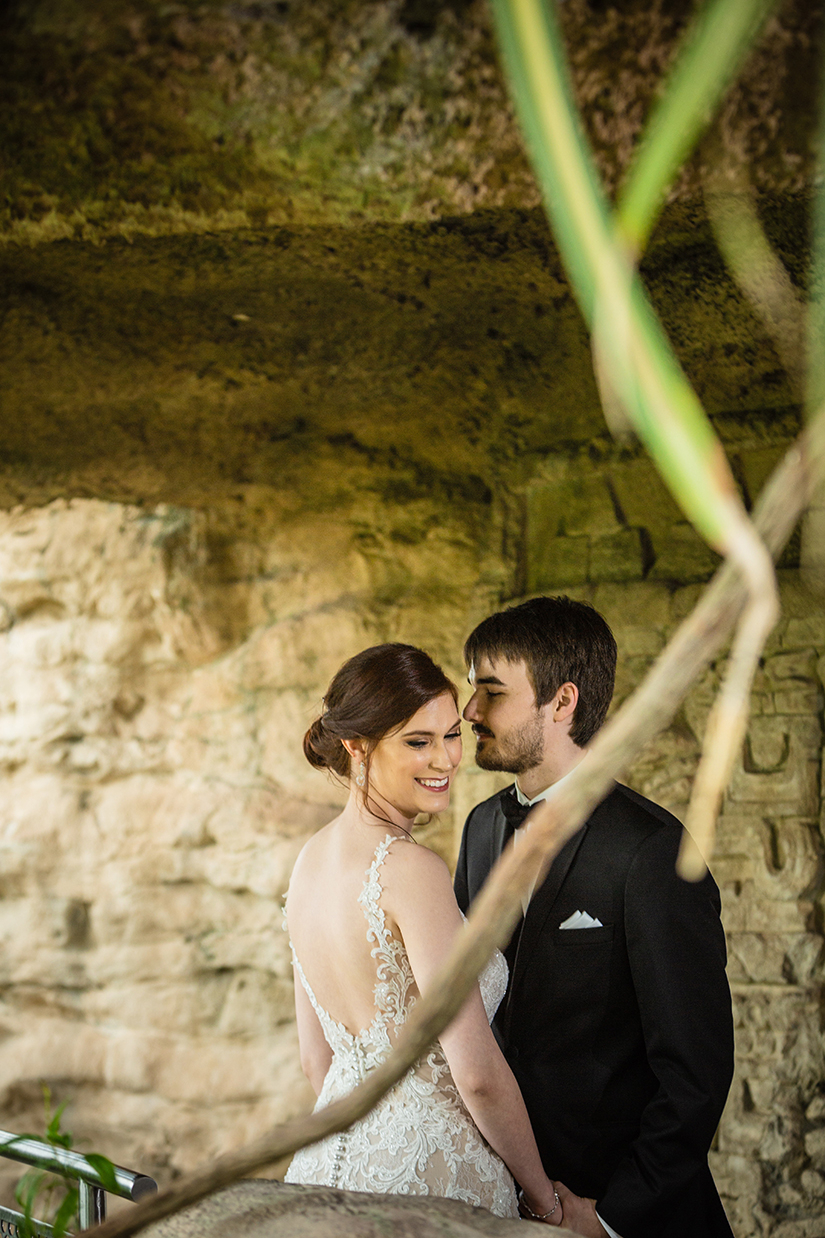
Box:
[462,655,546,774]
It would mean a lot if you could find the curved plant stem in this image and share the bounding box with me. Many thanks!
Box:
[493,0,781,870]
[618,0,779,253]
[704,168,806,391]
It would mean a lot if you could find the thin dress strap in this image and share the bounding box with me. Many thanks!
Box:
[285,833,417,1057]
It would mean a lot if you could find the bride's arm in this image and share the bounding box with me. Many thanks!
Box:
[387,846,562,1224]
[294,974,333,1096]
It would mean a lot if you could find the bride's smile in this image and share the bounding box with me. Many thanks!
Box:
[365,692,463,823]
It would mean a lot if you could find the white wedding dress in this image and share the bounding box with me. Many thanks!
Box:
[284,833,519,1219]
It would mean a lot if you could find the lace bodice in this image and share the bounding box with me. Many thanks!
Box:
[284,833,517,1218]
[288,834,508,1080]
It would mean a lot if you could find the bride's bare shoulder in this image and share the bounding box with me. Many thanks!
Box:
[381,836,454,898]
[288,817,342,879]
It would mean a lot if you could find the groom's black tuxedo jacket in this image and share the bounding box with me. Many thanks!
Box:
[455,782,734,1238]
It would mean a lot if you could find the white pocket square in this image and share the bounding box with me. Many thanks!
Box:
[559,910,603,930]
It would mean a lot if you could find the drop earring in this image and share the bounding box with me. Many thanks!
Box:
[355,761,366,788]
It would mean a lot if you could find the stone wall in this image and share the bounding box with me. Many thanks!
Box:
[0,480,821,1237]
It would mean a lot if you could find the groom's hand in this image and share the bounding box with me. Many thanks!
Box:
[554,1184,609,1237]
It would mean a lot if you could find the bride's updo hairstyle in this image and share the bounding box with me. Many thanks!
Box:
[304,643,458,782]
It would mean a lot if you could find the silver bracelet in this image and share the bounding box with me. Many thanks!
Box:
[518,1189,561,1221]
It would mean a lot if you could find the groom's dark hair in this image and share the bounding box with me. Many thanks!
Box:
[463,596,617,747]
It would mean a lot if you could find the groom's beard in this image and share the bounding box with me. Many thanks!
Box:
[472,712,544,774]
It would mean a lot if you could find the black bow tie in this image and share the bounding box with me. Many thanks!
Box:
[500,789,531,837]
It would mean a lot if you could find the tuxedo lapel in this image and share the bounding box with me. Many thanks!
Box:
[502,821,590,1036]
[490,792,514,863]
[489,792,523,971]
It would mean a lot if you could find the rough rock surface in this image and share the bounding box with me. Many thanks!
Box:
[0,0,818,243]
[0,493,821,1237]
[0,199,807,517]
[140,1179,545,1237]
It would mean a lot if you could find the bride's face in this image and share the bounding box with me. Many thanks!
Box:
[367,692,463,820]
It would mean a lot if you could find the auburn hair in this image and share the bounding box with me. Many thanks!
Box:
[304,643,458,779]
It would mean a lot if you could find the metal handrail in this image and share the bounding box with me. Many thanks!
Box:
[0,1129,158,1232]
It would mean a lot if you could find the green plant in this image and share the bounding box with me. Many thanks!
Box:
[13,1086,118,1238]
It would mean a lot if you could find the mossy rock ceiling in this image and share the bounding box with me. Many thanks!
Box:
[0,0,816,524]
[0,0,817,240]
[0,201,804,513]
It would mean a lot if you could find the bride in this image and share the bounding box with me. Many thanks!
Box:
[283,643,563,1225]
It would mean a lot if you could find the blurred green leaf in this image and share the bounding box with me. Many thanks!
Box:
[52,1185,79,1238]
[86,1152,119,1193]
[618,0,779,251]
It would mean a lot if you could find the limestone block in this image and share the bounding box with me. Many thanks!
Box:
[784,615,825,647]
[90,776,233,854]
[730,719,820,816]
[259,688,334,796]
[90,881,264,948]
[605,458,683,534]
[79,940,203,986]
[669,581,705,622]
[709,1150,762,1198]
[215,971,297,1037]
[238,609,372,694]
[2,1019,109,1085]
[800,1170,825,1197]
[764,650,820,683]
[152,1034,298,1105]
[719,1100,769,1152]
[83,977,234,1036]
[592,579,672,632]
[807,1097,825,1122]
[608,624,665,659]
[647,523,722,582]
[526,535,590,591]
[0,774,81,851]
[739,445,789,509]
[749,690,777,716]
[720,888,815,934]
[715,814,822,898]
[773,686,824,714]
[804,1129,825,1169]
[588,529,649,582]
[746,717,800,771]
[192,916,293,978]
[727,932,823,986]
[733,988,824,1091]
[527,472,620,542]
[193,841,304,901]
[772,1220,825,1237]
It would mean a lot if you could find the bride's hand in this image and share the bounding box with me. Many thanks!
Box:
[518,1184,564,1226]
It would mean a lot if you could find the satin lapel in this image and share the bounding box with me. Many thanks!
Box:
[490,792,522,970]
[505,821,590,1016]
[491,796,511,867]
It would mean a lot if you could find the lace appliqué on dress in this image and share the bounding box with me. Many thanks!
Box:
[284,834,518,1219]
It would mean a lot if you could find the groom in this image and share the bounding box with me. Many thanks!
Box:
[454,596,734,1238]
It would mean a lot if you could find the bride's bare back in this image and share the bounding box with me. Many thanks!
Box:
[285,818,435,1038]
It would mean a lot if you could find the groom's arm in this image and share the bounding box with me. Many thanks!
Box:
[595,825,734,1236]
